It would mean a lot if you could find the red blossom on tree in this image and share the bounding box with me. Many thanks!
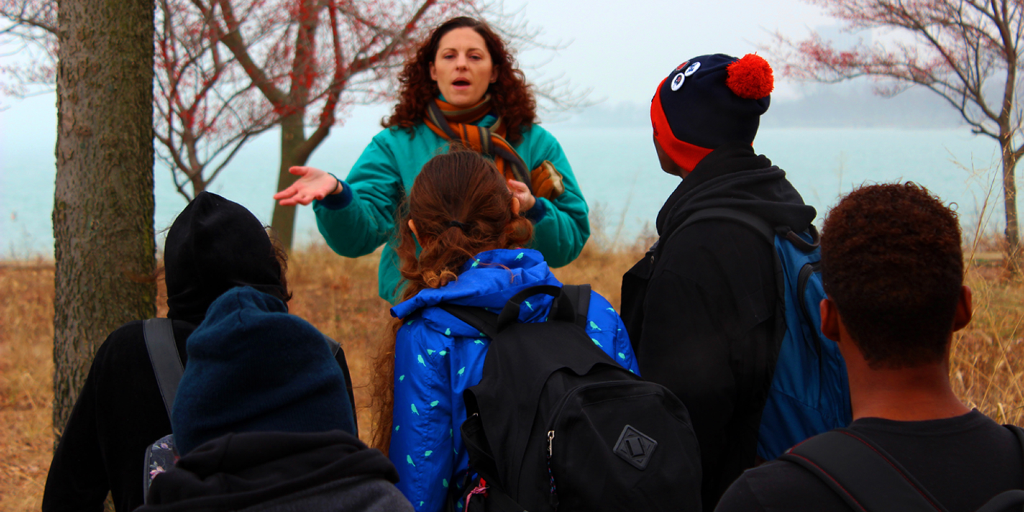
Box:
[3,0,587,248]
[2,0,475,247]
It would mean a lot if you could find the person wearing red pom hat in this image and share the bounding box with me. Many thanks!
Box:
[620,53,818,511]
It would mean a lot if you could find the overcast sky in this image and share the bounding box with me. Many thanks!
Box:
[0,0,842,121]
[504,0,836,105]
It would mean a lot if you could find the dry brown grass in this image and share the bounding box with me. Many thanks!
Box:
[954,265,1024,425]
[0,262,55,511]
[1,240,1022,510]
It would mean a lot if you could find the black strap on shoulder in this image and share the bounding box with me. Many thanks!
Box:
[323,335,341,357]
[785,424,1024,512]
[498,285,570,330]
[441,305,500,339]
[143,318,184,422]
[676,207,775,245]
[565,284,591,330]
[976,490,1024,512]
[781,428,946,512]
[1008,424,1024,463]
[669,206,820,253]
[440,284,590,338]
[674,206,828,359]
[973,424,1024,512]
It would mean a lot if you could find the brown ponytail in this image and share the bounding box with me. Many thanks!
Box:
[370,148,533,453]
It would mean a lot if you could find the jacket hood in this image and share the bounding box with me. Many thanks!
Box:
[657,143,816,237]
[390,248,561,337]
[139,430,400,512]
[172,286,355,456]
[165,192,286,326]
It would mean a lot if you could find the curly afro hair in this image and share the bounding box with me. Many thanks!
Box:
[820,182,963,369]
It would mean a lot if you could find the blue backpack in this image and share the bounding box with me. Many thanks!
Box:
[678,207,852,461]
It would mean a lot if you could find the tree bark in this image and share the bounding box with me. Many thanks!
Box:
[53,0,156,441]
[270,112,311,249]
[1001,144,1021,273]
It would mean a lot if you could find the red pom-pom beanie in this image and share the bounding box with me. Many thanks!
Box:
[651,53,774,172]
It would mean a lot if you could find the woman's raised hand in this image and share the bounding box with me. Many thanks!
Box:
[506,179,536,212]
[273,166,340,206]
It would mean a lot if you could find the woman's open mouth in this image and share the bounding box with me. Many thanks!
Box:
[452,79,471,89]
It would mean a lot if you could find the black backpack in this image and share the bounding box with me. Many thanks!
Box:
[441,284,702,512]
[782,425,1024,512]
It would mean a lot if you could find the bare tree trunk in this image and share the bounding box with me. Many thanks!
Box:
[53,0,156,440]
[1001,142,1021,274]
[270,113,310,249]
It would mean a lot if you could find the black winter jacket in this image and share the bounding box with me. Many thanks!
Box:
[137,430,412,512]
[620,143,816,511]
[41,321,357,512]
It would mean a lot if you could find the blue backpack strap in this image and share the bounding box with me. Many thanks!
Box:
[780,428,946,512]
[143,318,183,422]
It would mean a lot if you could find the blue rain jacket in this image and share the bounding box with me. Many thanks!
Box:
[388,249,640,512]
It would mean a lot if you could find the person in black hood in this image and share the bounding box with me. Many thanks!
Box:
[619,53,817,511]
[42,192,357,512]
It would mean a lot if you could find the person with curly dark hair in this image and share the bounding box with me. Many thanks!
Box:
[715,183,1024,512]
[274,16,589,304]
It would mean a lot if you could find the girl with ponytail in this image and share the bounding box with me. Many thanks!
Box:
[370,149,638,512]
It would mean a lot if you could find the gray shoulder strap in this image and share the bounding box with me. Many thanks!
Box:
[143,318,184,422]
[324,335,341,356]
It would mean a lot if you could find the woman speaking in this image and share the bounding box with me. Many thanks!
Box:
[274,16,590,304]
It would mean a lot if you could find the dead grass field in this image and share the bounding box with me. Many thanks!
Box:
[1,240,1022,510]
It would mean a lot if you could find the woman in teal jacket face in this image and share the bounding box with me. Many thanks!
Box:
[274,17,590,304]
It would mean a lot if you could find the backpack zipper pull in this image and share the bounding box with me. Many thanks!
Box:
[547,430,558,507]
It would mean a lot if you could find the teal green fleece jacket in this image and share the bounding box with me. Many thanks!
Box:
[312,121,590,304]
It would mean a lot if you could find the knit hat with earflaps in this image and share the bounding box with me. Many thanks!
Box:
[171,286,356,455]
[651,53,774,172]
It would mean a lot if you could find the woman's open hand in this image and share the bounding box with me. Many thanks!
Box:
[506,179,536,212]
[273,166,340,206]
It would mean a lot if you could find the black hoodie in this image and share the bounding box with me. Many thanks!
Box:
[42,193,357,512]
[137,431,411,512]
[620,144,815,511]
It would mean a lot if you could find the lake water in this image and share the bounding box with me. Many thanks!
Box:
[0,95,1005,258]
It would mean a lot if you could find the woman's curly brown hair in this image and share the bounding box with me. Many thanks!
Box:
[369,147,533,453]
[820,182,963,369]
[383,16,538,144]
